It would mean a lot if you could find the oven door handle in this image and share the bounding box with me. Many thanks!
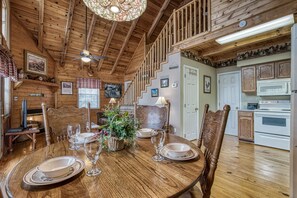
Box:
[254,112,291,118]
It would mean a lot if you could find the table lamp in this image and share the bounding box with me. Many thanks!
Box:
[155,97,170,133]
[155,97,168,107]
[109,98,117,106]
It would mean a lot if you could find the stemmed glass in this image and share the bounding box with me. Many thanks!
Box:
[84,135,103,176]
[151,129,166,161]
[67,124,81,150]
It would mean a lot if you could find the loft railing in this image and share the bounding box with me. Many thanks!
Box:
[121,0,210,105]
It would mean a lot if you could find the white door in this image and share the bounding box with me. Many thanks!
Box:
[218,72,241,136]
[183,66,199,140]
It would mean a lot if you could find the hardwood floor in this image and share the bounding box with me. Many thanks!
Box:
[0,134,290,198]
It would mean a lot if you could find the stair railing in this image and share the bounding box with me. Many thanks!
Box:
[121,0,210,105]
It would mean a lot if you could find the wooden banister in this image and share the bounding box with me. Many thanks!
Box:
[120,0,210,105]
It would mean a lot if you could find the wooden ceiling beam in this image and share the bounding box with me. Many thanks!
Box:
[86,13,97,49]
[38,0,44,51]
[201,26,291,57]
[110,19,138,74]
[147,0,171,39]
[60,0,75,66]
[97,21,117,71]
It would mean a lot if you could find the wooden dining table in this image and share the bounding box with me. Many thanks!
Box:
[4,134,205,198]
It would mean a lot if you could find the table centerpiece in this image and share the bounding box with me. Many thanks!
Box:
[103,106,137,151]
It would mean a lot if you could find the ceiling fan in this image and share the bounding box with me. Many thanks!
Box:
[74,6,107,65]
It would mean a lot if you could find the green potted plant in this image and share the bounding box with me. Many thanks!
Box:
[103,106,137,151]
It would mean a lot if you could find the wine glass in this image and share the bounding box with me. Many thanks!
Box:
[84,135,103,176]
[151,129,166,161]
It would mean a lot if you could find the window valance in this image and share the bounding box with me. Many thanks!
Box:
[0,45,18,82]
[77,78,101,89]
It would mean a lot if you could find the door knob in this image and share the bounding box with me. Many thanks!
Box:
[235,107,239,110]
[195,108,199,111]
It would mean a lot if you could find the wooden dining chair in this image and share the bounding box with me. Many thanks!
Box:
[181,104,230,198]
[134,103,170,132]
[41,103,88,146]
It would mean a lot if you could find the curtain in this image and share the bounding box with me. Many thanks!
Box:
[0,45,18,82]
[77,78,101,89]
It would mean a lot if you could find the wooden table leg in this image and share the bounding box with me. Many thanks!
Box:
[32,133,36,151]
[9,136,13,152]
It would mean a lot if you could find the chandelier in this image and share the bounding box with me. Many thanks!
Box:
[83,0,147,22]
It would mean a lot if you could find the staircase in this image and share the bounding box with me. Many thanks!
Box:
[121,0,210,105]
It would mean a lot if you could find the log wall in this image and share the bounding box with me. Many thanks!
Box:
[56,63,124,123]
[10,14,56,128]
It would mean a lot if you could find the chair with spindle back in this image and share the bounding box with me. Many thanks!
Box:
[181,104,230,198]
[41,103,88,146]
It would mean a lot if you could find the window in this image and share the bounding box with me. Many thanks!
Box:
[78,88,100,109]
[2,0,8,42]
[3,77,10,115]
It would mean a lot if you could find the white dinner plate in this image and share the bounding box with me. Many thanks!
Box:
[136,130,158,138]
[76,133,95,144]
[160,147,199,161]
[23,158,85,186]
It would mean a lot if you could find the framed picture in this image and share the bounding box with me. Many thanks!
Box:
[203,75,211,94]
[24,50,47,76]
[104,83,122,98]
[160,78,169,88]
[61,81,73,95]
[151,88,159,97]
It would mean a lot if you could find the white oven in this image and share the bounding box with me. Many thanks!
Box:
[254,111,290,136]
[254,111,290,150]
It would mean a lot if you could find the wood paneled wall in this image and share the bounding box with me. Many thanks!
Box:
[211,0,296,31]
[10,14,56,128]
[124,34,146,81]
[57,63,124,123]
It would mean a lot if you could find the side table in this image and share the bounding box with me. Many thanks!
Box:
[5,128,40,152]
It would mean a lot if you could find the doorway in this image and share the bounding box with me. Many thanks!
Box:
[217,71,241,136]
[183,65,199,140]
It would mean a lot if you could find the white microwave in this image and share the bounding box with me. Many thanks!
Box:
[257,78,291,96]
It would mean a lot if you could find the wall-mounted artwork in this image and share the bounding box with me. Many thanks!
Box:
[24,50,47,76]
[61,81,73,95]
[203,75,211,94]
[151,88,159,97]
[160,78,169,88]
[105,83,122,98]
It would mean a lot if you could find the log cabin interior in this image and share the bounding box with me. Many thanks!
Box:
[0,0,297,197]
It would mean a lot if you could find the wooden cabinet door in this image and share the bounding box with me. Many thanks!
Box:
[238,111,254,142]
[275,60,291,78]
[257,63,275,80]
[241,66,256,93]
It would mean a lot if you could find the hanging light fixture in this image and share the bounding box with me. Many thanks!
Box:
[83,0,147,22]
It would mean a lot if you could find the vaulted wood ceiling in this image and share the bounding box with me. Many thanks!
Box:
[11,0,185,74]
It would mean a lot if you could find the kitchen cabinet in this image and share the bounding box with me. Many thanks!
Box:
[257,62,275,80]
[238,111,254,142]
[241,66,256,93]
[275,60,291,78]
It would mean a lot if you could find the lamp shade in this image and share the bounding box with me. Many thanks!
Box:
[155,97,168,107]
[109,98,116,104]
[83,0,147,22]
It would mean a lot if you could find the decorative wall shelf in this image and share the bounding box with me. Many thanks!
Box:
[14,79,59,92]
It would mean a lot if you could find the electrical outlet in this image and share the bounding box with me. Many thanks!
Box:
[174,128,177,133]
